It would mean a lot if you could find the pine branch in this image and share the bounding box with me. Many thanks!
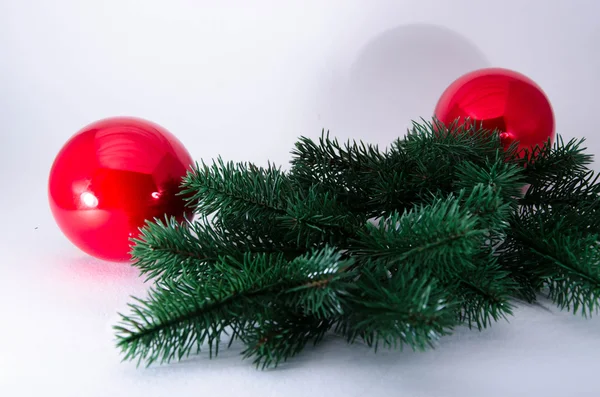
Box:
[506,211,600,315]
[182,158,365,250]
[116,120,600,370]
[290,131,387,177]
[115,247,356,366]
[130,215,316,282]
[402,119,505,166]
[337,262,456,351]
[520,170,600,210]
[277,248,356,318]
[240,313,333,369]
[367,167,415,217]
[521,136,593,183]
[130,216,240,282]
[455,157,524,206]
[368,120,507,215]
[353,194,486,279]
[290,131,389,215]
[280,187,366,248]
[355,185,516,329]
[115,275,236,367]
[452,158,524,252]
[540,234,600,316]
[495,230,539,302]
[500,142,600,301]
[457,184,511,237]
[447,158,521,328]
[181,158,291,219]
[452,254,516,329]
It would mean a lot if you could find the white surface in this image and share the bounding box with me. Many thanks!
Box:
[1,1,600,396]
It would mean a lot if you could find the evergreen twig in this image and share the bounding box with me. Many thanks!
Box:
[115,121,600,369]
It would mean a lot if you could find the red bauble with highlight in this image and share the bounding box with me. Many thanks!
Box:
[48,117,194,262]
[434,68,555,154]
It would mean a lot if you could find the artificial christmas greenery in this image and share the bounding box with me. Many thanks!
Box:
[114,120,600,369]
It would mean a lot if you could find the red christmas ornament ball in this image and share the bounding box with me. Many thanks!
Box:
[48,117,194,262]
[434,68,555,154]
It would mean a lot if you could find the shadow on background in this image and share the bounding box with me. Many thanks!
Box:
[321,23,490,147]
[62,255,141,282]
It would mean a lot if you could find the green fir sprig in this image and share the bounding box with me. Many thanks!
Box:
[115,120,600,369]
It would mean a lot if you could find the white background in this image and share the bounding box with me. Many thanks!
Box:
[1,0,600,396]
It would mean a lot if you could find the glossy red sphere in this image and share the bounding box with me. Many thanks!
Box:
[48,117,194,262]
[434,68,555,154]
